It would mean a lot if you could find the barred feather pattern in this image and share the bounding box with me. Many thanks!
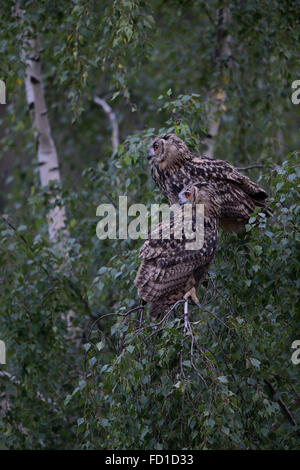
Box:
[147,134,268,233]
[134,184,219,318]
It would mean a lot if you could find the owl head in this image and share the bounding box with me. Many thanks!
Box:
[146,134,191,169]
[178,183,221,217]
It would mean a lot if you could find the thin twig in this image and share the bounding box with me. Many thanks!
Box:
[0,370,59,413]
[237,164,274,171]
[264,378,297,427]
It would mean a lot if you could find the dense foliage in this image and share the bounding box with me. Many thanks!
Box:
[0,0,299,449]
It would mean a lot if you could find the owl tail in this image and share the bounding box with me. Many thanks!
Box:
[149,302,170,319]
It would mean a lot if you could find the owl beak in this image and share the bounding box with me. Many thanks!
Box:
[146,153,152,161]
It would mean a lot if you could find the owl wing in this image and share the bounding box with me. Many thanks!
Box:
[137,208,185,261]
[134,213,217,303]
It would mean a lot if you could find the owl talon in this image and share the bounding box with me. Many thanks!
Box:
[184,287,200,305]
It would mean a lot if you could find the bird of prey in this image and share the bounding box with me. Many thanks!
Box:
[134,182,221,318]
[146,134,268,233]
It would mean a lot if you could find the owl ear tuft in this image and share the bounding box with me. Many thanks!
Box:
[163,134,173,141]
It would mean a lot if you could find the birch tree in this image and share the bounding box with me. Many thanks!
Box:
[17,5,68,244]
[203,7,231,158]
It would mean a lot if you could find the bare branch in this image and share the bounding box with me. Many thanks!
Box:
[264,378,297,427]
[0,370,59,413]
[237,164,274,171]
[94,96,119,155]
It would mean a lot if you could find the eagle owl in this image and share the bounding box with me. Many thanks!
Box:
[134,183,221,318]
[146,134,268,233]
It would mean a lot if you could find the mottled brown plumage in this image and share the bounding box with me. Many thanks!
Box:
[146,134,268,233]
[134,183,221,318]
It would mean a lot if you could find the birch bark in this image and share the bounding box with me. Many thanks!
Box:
[21,35,68,242]
[203,7,232,159]
[15,5,79,337]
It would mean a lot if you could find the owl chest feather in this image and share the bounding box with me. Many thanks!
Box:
[152,160,207,204]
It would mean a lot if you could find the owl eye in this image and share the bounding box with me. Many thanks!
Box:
[153,144,159,151]
[185,191,191,199]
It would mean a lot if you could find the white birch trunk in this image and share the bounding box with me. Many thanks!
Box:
[21,36,68,242]
[15,5,79,337]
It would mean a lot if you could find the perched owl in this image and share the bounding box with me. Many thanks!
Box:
[134,182,221,318]
[146,134,268,233]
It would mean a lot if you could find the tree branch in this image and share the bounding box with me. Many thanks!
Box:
[264,378,297,427]
[236,164,274,171]
[0,370,59,413]
[94,96,119,155]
